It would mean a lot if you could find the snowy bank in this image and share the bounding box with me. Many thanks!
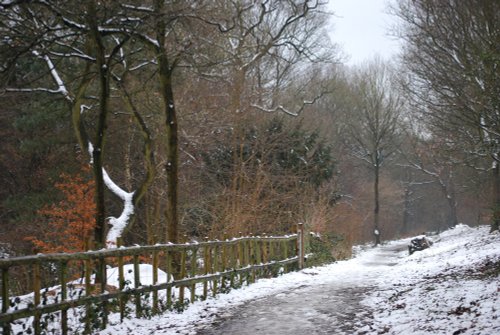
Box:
[97,224,499,335]
[362,224,500,335]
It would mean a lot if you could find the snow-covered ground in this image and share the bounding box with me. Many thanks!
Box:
[364,224,500,334]
[97,224,499,335]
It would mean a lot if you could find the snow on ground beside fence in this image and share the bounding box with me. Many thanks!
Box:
[99,224,499,335]
[3,224,497,334]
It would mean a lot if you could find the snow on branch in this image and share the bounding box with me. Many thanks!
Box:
[102,169,135,248]
[87,142,135,248]
[5,87,67,95]
[5,51,73,101]
[48,50,95,62]
[129,60,157,71]
[251,103,300,117]
[38,52,71,99]
[120,4,154,13]
[20,51,73,101]
[251,93,326,117]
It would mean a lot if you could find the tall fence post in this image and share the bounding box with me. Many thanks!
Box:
[117,238,125,322]
[84,249,92,334]
[99,256,108,329]
[33,262,41,335]
[60,261,68,335]
[166,250,173,308]
[152,244,159,314]
[189,247,197,303]
[133,254,141,318]
[202,242,209,300]
[1,268,10,335]
[297,223,305,269]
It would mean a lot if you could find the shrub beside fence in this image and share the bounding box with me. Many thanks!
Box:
[0,224,305,334]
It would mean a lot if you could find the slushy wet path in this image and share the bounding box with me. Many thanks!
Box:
[196,242,408,335]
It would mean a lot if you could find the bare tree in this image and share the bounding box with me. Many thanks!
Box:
[224,0,334,115]
[401,135,461,230]
[395,0,500,231]
[346,60,402,245]
[0,0,156,247]
[0,0,337,251]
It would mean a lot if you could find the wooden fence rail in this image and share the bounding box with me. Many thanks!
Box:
[0,224,305,335]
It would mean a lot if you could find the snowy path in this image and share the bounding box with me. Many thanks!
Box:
[100,224,499,335]
[196,243,408,335]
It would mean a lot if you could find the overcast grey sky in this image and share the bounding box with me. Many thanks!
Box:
[328,0,401,66]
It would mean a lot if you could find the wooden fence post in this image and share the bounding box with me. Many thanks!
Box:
[245,239,251,285]
[33,262,41,335]
[268,239,274,262]
[255,239,261,278]
[203,243,209,300]
[212,245,218,297]
[189,248,197,303]
[117,238,125,321]
[238,240,244,286]
[249,239,255,284]
[1,268,10,335]
[297,223,305,269]
[166,250,172,308]
[283,240,288,273]
[152,247,159,314]
[84,250,92,334]
[221,235,228,290]
[262,234,268,264]
[99,256,108,329]
[229,243,236,288]
[133,254,141,318]
[60,261,68,335]
[179,249,187,304]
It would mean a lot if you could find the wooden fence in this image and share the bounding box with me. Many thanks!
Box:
[0,224,305,334]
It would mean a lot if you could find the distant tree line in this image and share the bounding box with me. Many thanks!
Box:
[0,0,497,259]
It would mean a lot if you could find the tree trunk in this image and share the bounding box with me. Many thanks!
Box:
[88,1,109,249]
[445,191,458,228]
[401,169,413,235]
[402,185,411,235]
[229,68,246,227]
[438,171,458,229]
[492,160,500,232]
[157,63,179,245]
[154,0,179,245]
[374,163,381,246]
[448,170,458,228]
[164,82,179,245]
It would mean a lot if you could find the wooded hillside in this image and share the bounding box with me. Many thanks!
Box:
[0,0,497,258]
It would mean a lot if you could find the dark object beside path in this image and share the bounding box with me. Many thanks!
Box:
[408,236,433,255]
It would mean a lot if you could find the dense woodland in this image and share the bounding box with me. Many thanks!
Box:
[0,0,498,259]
